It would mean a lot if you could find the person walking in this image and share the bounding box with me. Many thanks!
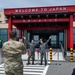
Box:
[2,30,26,75]
[40,36,51,66]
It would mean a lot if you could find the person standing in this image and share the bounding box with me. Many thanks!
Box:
[40,36,51,66]
[2,30,26,75]
[23,37,39,65]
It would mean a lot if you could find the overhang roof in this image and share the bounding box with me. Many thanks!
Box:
[4,5,75,15]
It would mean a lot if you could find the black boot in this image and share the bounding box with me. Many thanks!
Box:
[45,63,47,66]
[32,63,34,65]
[39,63,42,65]
[45,61,47,66]
[27,63,30,65]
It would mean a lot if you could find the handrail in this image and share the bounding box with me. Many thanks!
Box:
[60,42,66,59]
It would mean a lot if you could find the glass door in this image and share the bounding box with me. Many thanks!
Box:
[59,32,64,47]
[51,35,58,48]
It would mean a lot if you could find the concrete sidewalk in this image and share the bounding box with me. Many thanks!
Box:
[46,62,75,75]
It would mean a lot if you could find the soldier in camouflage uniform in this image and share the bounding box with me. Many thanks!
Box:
[2,30,26,75]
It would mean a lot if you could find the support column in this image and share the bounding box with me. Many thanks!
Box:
[23,30,27,47]
[8,17,12,40]
[64,29,67,50]
[67,27,69,50]
[64,30,65,49]
[69,14,73,48]
[65,29,67,51]
[19,30,22,39]
[69,14,74,62]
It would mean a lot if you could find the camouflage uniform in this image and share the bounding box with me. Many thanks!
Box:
[2,39,26,75]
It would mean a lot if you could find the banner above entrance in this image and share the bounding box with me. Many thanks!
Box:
[14,7,66,13]
[4,5,75,14]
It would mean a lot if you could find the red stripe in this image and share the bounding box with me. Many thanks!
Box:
[53,52,57,56]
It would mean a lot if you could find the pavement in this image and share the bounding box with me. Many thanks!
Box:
[46,62,75,75]
[1,60,75,75]
[0,48,75,75]
[0,63,49,75]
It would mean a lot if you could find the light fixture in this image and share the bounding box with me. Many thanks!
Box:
[64,14,66,17]
[55,14,57,17]
[38,15,40,18]
[46,14,49,18]
[21,16,23,18]
[13,16,15,18]
[29,15,31,18]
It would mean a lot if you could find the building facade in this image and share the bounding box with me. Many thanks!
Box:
[0,11,17,46]
[0,5,75,50]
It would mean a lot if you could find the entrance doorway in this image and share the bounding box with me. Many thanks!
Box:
[27,30,64,48]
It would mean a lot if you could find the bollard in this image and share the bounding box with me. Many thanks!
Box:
[50,48,52,61]
[27,50,32,60]
[70,48,74,62]
[37,50,40,64]
[30,56,32,61]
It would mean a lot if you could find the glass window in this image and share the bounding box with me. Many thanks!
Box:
[73,28,75,48]
[51,35,56,45]
[0,29,8,45]
[74,35,75,41]
[1,36,7,42]
[74,28,75,34]
[59,32,63,41]
[1,29,7,34]
[33,35,39,41]
[27,32,30,41]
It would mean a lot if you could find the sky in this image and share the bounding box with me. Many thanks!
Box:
[0,0,75,10]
